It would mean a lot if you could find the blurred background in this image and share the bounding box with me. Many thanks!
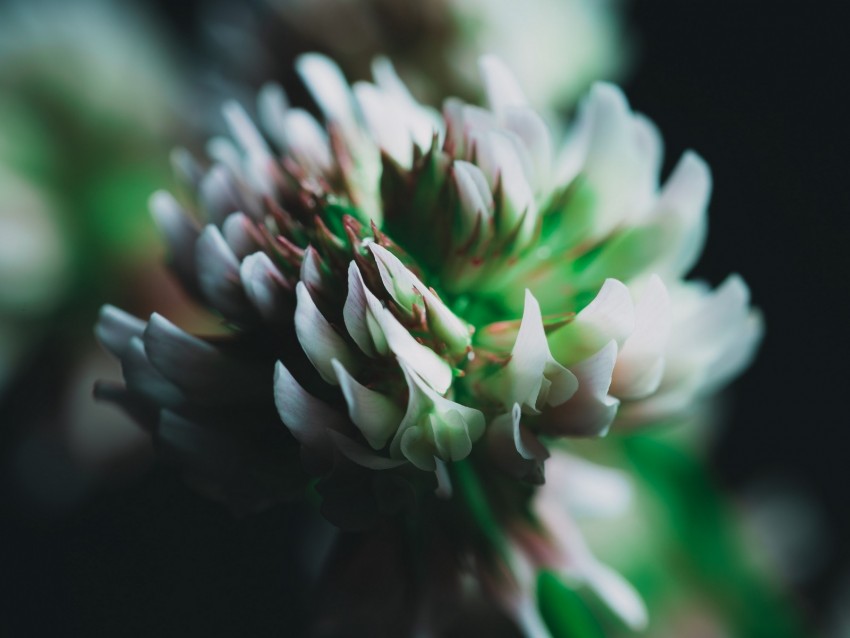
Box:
[0,0,847,636]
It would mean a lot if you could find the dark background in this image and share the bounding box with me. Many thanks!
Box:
[1,1,848,636]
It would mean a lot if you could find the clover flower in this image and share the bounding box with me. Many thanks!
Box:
[96,54,761,634]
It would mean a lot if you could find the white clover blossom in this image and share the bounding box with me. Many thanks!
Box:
[96,54,762,634]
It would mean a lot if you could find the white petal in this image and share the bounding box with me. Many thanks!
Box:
[392,361,484,468]
[283,109,334,176]
[343,261,377,357]
[550,278,635,367]
[452,160,493,240]
[294,282,357,385]
[479,55,527,116]
[257,82,290,148]
[149,190,199,285]
[472,130,537,243]
[502,107,552,194]
[332,359,402,450]
[325,429,406,470]
[487,290,577,413]
[654,150,712,277]
[584,563,648,631]
[122,336,185,408]
[296,53,357,133]
[223,100,271,160]
[368,243,421,312]
[195,225,250,320]
[362,283,451,393]
[240,252,290,321]
[611,275,671,399]
[95,305,145,359]
[273,361,345,466]
[222,212,261,259]
[544,341,620,437]
[544,451,632,519]
[354,81,413,168]
[143,314,263,402]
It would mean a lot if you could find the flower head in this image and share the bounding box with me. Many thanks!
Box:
[96,54,761,633]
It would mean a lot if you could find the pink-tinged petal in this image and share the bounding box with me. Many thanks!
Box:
[95,305,145,359]
[611,275,671,399]
[294,282,357,385]
[332,359,402,450]
[195,225,252,321]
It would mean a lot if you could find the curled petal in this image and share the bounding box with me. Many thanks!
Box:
[392,361,485,470]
